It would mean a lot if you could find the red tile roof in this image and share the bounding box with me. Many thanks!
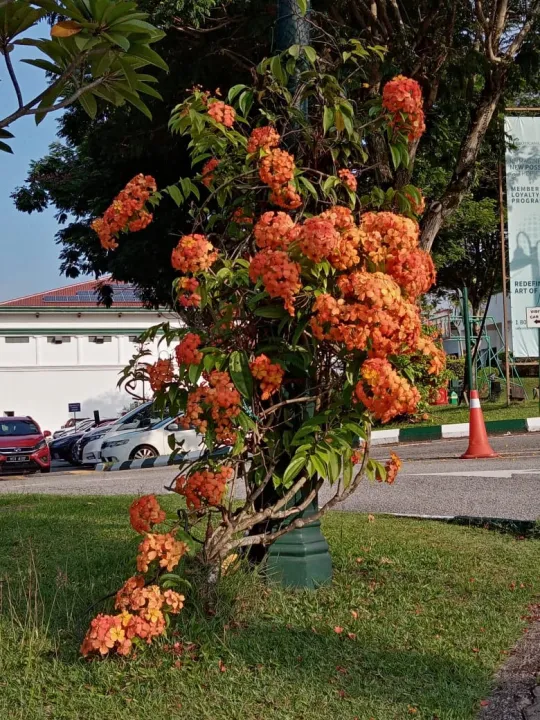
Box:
[0,279,145,309]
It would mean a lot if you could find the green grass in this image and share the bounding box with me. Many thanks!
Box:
[1,495,539,720]
[386,376,540,429]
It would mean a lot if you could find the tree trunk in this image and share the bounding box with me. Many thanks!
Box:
[420,72,506,251]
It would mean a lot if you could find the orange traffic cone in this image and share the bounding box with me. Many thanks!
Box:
[461,390,498,459]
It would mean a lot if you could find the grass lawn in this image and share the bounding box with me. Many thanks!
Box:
[386,376,540,429]
[1,494,539,720]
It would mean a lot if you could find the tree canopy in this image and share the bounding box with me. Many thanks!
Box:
[11,0,540,306]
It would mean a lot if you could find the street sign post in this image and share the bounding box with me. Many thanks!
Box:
[526,308,540,414]
[68,402,81,426]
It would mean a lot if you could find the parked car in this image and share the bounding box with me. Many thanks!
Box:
[0,416,51,474]
[53,418,94,440]
[100,416,205,463]
[50,419,116,463]
[76,402,165,465]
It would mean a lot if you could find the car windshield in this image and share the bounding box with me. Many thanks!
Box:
[0,420,39,436]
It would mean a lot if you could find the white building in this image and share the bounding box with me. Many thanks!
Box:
[0,279,179,432]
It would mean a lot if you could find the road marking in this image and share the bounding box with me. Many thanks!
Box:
[402,469,540,479]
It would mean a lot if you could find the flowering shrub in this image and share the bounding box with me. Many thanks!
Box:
[95,43,444,577]
[82,495,188,658]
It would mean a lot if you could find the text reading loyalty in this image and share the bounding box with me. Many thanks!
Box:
[510,187,540,203]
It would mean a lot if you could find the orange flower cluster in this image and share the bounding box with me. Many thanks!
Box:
[338,168,357,192]
[136,531,188,573]
[311,271,421,356]
[148,358,174,392]
[254,211,297,251]
[260,149,295,187]
[297,217,340,263]
[379,452,402,484]
[91,174,156,250]
[174,465,233,509]
[360,211,419,265]
[382,75,426,141]
[129,495,166,535]
[181,370,241,444]
[171,234,218,274]
[269,183,302,210]
[177,277,201,308]
[201,158,219,188]
[354,358,420,423]
[386,247,436,300]
[415,336,446,375]
[207,100,235,127]
[247,126,280,153]
[81,579,185,658]
[175,333,203,366]
[249,249,301,315]
[405,189,426,215]
[250,354,284,400]
[232,208,253,225]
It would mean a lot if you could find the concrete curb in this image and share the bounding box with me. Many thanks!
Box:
[95,448,229,472]
[372,416,539,446]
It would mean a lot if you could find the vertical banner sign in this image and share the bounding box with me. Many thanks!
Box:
[505,116,540,357]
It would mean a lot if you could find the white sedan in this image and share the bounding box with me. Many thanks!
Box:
[100,417,205,463]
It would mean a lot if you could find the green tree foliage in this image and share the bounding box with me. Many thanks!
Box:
[432,196,501,316]
[0,0,167,151]
[10,0,540,303]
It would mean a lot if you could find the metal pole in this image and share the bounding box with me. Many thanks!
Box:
[462,287,474,397]
[498,163,511,406]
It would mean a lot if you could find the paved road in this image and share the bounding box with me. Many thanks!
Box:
[1,433,539,520]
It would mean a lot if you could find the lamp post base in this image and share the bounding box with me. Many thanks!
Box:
[266,497,332,589]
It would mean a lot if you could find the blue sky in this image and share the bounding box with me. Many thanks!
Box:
[0,22,88,302]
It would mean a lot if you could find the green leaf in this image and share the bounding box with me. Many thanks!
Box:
[21,58,62,74]
[307,454,326,478]
[128,42,168,72]
[237,410,256,431]
[298,176,318,199]
[167,433,176,451]
[283,454,307,487]
[334,108,345,132]
[229,351,253,399]
[102,31,131,51]
[78,90,98,118]
[303,45,317,64]
[238,90,253,116]
[228,83,247,102]
[389,144,401,169]
[326,448,340,483]
[167,184,183,206]
[254,306,288,318]
[0,141,13,154]
[323,106,334,135]
[296,0,308,16]
[188,361,203,385]
[343,458,353,488]
[270,55,285,84]
[288,44,301,58]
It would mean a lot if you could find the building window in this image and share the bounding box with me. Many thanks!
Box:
[89,336,112,344]
[47,336,71,344]
[128,335,141,343]
[5,336,30,343]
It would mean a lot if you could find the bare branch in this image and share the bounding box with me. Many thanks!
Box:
[504,0,540,60]
[4,49,23,108]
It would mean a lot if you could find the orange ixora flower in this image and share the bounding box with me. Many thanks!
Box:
[414,335,447,375]
[91,174,156,250]
[386,247,436,300]
[171,234,218,274]
[250,354,284,400]
[177,277,201,308]
[259,149,295,189]
[207,100,236,127]
[384,452,402,484]
[354,358,420,423]
[249,249,302,316]
[382,75,426,141]
[129,495,166,534]
[174,465,233,509]
[201,158,219,188]
[147,358,174,392]
[297,216,340,263]
[338,168,357,192]
[269,183,302,210]
[180,370,242,445]
[175,333,203,366]
[136,531,188,573]
[232,208,254,225]
[247,126,281,154]
[254,211,297,251]
[360,211,420,266]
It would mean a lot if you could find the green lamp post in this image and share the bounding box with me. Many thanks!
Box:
[265,0,333,589]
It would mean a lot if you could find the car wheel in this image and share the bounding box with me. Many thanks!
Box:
[40,467,51,474]
[130,445,159,460]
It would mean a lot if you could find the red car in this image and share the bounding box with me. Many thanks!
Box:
[0,416,51,474]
